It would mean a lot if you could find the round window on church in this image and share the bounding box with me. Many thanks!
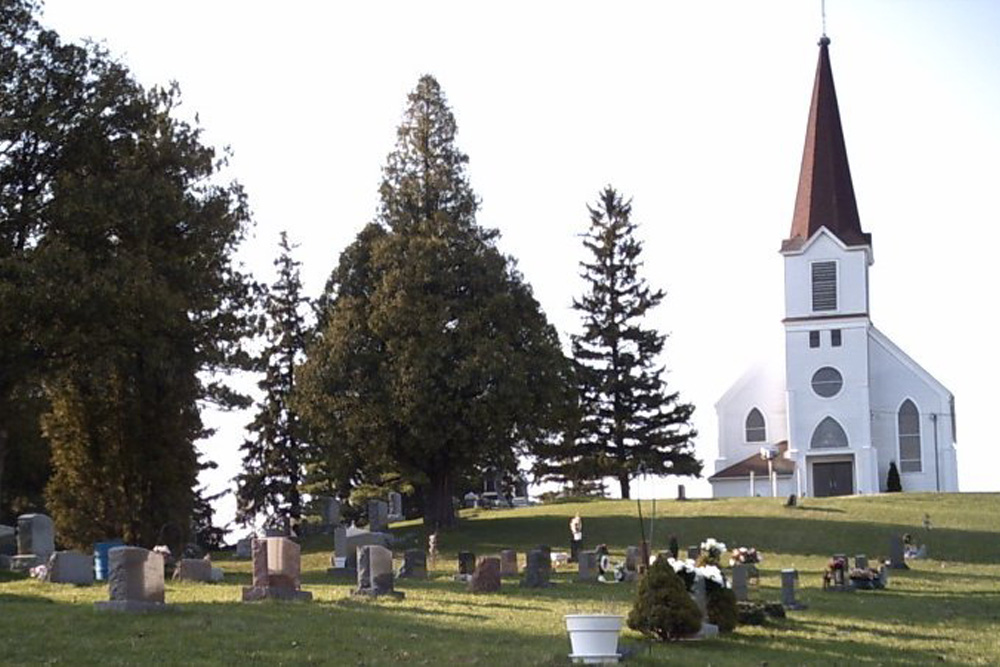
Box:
[811,367,843,397]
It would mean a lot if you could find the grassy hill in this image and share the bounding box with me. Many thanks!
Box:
[1,493,999,665]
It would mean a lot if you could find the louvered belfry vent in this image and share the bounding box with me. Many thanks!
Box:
[812,261,837,311]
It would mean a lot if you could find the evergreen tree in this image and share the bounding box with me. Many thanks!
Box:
[550,187,700,498]
[0,1,255,547]
[296,75,572,528]
[236,232,309,525]
[886,461,902,492]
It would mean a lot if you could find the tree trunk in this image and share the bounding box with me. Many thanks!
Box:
[423,470,456,529]
[618,474,631,500]
[0,428,7,523]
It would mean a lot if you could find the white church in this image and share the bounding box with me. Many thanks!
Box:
[709,37,959,498]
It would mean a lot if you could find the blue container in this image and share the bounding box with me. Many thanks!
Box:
[93,539,124,581]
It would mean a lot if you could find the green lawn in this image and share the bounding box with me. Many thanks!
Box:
[2,493,999,665]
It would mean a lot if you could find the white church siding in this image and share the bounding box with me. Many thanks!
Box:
[782,232,870,320]
[713,363,787,472]
[712,476,795,499]
[868,327,959,492]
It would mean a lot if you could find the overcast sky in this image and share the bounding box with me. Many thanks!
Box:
[39,0,1000,525]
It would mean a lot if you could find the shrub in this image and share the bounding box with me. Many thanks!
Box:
[707,587,739,632]
[736,601,768,626]
[627,557,702,641]
[887,461,902,492]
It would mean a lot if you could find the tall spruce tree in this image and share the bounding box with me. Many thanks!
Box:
[563,187,699,498]
[296,75,572,528]
[0,1,254,547]
[236,232,309,525]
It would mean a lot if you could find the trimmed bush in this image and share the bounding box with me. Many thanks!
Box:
[887,462,902,492]
[708,587,739,633]
[627,557,702,641]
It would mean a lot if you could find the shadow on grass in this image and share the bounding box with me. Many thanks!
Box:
[432,513,999,565]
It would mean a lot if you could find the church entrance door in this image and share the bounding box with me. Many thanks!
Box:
[813,461,854,497]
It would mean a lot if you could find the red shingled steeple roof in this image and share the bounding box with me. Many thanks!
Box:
[782,37,871,252]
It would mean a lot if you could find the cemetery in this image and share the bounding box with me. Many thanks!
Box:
[1,492,999,665]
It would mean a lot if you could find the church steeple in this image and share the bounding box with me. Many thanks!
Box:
[782,36,871,252]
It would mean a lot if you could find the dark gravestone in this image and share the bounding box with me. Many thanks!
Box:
[854,554,868,570]
[781,568,806,610]
[785,493,797,507]
[731,563,749,602]
[577,551,598,582]
[398,549,427,579]
[686,545,700,560]
[458,551,477,575]
[469,556,501,593]
[354,545,404,599]
[668,536,679,560]
[677,484,686,501]
[520,549,551,588]
[368,499,389,533]
[536,545,552,573]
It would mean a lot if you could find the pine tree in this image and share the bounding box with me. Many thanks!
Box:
[558,187,700,498]
[1,1,255,547]
[296,75,572,528]
[236,232,310,525]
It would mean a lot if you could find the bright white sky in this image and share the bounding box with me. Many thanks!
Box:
[40,1,1000,525]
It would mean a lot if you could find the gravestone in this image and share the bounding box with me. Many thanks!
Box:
[520,549,551,588]
[338,529,392,573]
[624,546,641,572]
[13,514,55,569]
[677,484,686,501]
[398,549,427,579]
[318,496,341,527]
[242,537,312,601]
[46,551,94,585]
[781,568,806,610]
[368,499,389,532]
[785,493,797,507]
[235,537,253,559]
[577,550,598,582]
[686,546,700,560]
[458,551,477,575]
[888,535,909,569]
[499,549,518,576]
[536,545,552,575]
[854,554,868,570]
[95,547,167,611]
[387,491,403,521]
[731,563,749,602]
[0,525,15,557]
[333,525,348,560]
[354,545,404,599]
[173,558,213,583]
[469,556,501,593]
[691,575,719,638]
[877,564,890,587]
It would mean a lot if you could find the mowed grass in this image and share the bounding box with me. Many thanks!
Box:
[2,493,999,665]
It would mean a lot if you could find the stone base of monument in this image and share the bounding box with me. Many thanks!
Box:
[678,622,718,641]
[453,573,472,583]
[326,567,358,580]
[351,587,405,600]
[95,600,173,613]
[241,586,313,602]
[10,554,44,572]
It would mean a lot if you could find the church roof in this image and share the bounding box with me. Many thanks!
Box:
[708,441,795,481]
[782,37,872,252]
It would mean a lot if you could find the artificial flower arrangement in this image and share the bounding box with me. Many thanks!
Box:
[664,556,727,592]
[848,567,886,590]
[697,538,727,567]
[823,555,849,589]
[728,547,762,566]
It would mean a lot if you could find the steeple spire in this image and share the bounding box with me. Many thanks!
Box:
[783,37,871,252]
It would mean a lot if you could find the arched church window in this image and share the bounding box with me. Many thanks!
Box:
[898,400,922,472]
[745,408,766,442]
[811,417,848,449]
